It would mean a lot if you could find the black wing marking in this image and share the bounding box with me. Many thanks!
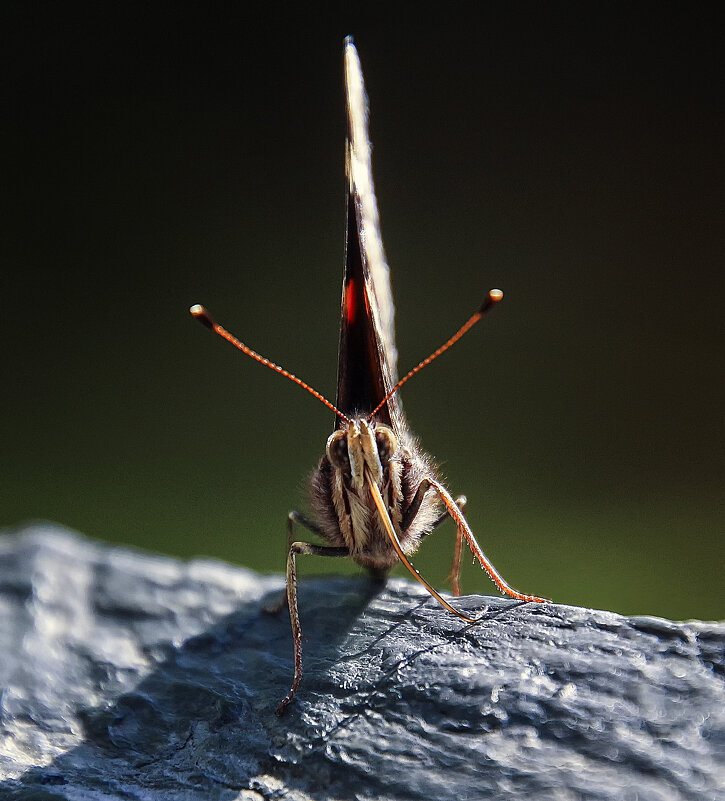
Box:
[336,37,405,434]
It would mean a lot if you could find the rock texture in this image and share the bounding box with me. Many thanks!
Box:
[0,523,723,801]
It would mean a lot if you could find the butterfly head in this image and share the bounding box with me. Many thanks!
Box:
[326,418,397,492]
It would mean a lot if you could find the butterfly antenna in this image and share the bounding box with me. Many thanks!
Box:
[190,304,351,423]
[368,289,503,420]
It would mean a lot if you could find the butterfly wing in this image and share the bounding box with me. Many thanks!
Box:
[336,38,405,434]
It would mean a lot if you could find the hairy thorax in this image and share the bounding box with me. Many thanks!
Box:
[309,418,441,572]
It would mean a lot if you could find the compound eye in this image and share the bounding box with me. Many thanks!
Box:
[326,429,349,471]
[375,424,398,466]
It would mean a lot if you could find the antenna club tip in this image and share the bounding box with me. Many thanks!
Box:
[478,289,504,314]
[189,304,216,330]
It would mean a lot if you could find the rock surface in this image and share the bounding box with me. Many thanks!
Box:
[0,523,723,801]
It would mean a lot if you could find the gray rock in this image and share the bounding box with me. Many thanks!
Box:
[0,523,722,801]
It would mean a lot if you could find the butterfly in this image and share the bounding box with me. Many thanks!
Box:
[191,37,546,715]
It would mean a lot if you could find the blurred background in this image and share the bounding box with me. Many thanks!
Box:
[3,4,722,620]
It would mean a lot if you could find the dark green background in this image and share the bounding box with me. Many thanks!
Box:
[3,4,723,620]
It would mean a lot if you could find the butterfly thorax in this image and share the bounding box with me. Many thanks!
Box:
[309,418,442,571]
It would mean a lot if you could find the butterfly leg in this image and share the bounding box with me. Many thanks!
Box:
[265,511,325,615]
[449,519,465,598]
[276,518,348,716]
[429,495,467,532]
[431,495,467,596]
[424,477,547,604]
[405,480,467,595]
